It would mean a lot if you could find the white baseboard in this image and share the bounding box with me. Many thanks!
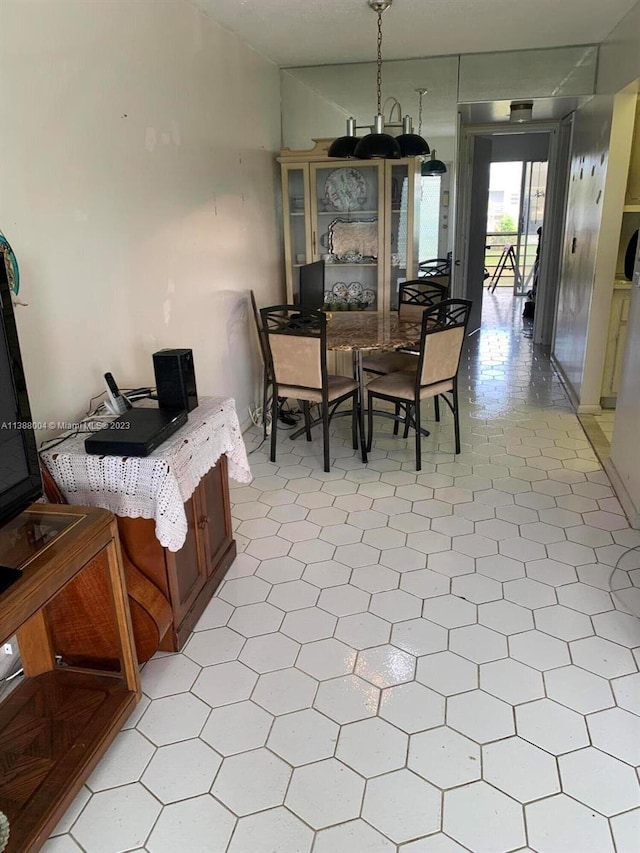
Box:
[550,355,579,411]
[605,457,640,529]
[577,404,603,414]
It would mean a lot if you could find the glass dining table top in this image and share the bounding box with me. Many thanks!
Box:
[325,311,421,353]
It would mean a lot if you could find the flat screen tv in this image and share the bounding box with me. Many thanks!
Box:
[299,261,325,310]
[0,253,42,526]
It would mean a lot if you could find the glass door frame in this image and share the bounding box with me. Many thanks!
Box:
[281,163,313,303]
[384,158,420,311]
[514,159,548,296]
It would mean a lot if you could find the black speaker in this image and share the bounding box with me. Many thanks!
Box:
[153,348,198,412]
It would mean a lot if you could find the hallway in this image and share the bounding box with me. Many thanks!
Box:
[49,291,640,853]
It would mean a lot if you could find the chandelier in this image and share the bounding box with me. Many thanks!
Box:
[415,88,447,175]
[328,0,430,159]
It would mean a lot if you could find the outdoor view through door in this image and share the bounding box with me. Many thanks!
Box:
[485,160,548,299]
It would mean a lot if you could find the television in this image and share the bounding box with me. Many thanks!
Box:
[299,261,325,310]
[0,252,42,526]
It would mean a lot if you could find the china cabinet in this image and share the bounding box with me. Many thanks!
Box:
[278,139,421,313]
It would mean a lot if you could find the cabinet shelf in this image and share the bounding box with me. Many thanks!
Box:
[623,204,640,212]
[317,210,378,216]
[293,263,378,268]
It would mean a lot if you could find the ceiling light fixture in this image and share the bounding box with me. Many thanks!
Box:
[422,150,447,176]
[510,100,534,123]
[328,117,361,158]
[414,88,444,175]
[351,0,427,159]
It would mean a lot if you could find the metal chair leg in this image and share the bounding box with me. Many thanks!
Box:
[322,400,330,473]
[270,387,279,463]
[453,387,461,454]
[359,397,368,463]
[414,400,422,471]
[393,402,400,436]
[262,369,270,440]
[434,395,440,422]
[303,401,312,441]
[403,404,410,439]
[351,394,358,450]
[367,392,374,453]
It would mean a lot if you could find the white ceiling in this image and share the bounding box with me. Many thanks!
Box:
[194,0,636,67]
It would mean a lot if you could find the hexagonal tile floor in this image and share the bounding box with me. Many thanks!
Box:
[51,292,640,852]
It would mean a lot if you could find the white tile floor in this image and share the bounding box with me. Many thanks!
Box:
[47,292,640,853]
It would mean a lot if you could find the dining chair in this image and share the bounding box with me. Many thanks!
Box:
[418,257,451,277]
[249,290,274,439]
[260,304,366,472]
[362,279,449,378]
[362,278,450,434]
[366,299,472,470]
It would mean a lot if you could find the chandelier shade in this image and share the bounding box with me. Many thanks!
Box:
[354,114,401,159]
[328,117,361,158]
[421,149,447,175]
[397,116,430,157]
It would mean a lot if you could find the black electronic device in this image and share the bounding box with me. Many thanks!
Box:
[0,253,42,525]
[153,348,198,412]
[84,407,188,457]
[104,371,132,415]
[299,261,325,310]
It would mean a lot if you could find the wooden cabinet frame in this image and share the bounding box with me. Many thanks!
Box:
[0,505,140,853]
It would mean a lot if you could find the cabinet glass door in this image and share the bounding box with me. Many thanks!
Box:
[387,162,416,310]
[282,165,311,303]
[310,161,384,311]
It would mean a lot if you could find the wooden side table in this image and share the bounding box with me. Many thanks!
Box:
[0,505,140,853]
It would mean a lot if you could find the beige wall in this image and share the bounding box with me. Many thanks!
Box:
[281,72,349,151]
[0,0,283,432]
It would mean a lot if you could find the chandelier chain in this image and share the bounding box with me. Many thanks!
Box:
[418,92,423,137]
[376,9,383,115]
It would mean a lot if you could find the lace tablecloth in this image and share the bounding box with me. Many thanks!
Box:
[41,396,252,552]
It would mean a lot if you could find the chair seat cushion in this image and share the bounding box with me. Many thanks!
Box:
[362,351,418,375]
[278,375,358,404]
[367,371,453,401]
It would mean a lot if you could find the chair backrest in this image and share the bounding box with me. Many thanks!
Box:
[415,299,472,389]
[250,290,270,372]
[418,257,451,277]
[260,304,327,393]
[398,279,449,322]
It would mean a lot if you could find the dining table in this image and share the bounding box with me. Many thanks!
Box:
[289,310,422,448]
[326,310,421,400]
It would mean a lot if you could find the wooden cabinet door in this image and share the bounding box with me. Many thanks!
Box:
[165,490,207,625]
[198,456,233,576]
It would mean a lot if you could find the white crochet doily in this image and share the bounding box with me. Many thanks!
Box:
[42,396,252,552]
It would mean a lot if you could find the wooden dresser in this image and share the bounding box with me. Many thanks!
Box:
[0,504,140,853]
[40,397,247,664]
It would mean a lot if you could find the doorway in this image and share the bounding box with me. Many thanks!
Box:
[485,159,547,297]
[454,121,572,345]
